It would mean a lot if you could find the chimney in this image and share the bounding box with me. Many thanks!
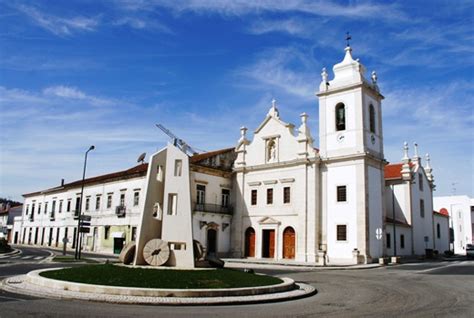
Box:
[61,179,65,186]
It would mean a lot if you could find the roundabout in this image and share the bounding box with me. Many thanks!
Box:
[1,264,316,305]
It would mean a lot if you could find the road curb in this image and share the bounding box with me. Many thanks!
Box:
[1,271,317,305]
[0,248,21,257]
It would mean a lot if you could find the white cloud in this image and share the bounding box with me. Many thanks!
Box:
[118,0,407,22]
[237,47,318,99]
[112,16,173,33]
[247,18,310,37]
[15,4,99,36]
[43,85,87,99]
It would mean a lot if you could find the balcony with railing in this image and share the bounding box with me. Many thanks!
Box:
[28,213,34,222]
[193,203,233,215]
[49,212,55,221]
[115,205,126,217]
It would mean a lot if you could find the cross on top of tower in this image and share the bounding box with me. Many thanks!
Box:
[346,32,352,47]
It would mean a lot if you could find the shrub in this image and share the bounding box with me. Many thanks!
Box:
[0,238,11,253]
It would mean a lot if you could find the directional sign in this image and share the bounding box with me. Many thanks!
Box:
[81,221,91,227]
[79,227,90,233]
[80,215,91,221]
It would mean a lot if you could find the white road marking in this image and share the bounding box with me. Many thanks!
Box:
[34,256,43,260]
[417,261,462,273]
[21,256,33,259]
[10,256,21,259]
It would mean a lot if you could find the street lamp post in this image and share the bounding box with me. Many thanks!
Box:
[391,183,397,257]
[74,145,95,260]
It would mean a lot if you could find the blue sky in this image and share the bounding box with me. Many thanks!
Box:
[0,0,473,201]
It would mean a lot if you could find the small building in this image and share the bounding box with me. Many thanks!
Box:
[434,195,473,254]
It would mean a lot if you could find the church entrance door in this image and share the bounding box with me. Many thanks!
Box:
[283,227,295,259]
[245,227,255,257]
[262,229,275,258]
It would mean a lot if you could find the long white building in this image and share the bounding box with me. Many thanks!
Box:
[13,44,450,264]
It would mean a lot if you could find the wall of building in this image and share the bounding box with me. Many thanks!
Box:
[433,214,449,253]
[385,224,412,256]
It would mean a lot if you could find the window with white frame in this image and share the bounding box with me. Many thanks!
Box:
[67,200,71,212]
[134,191,140,206]
[174,159,182,177]
[95,196,101,210]
[337,225,347,241]
[418,173,423,191]
[196,185,206,205]
[85,197,90,211]
[107,194,112,209]
[59,200,63,213]
[221,189,230,207]
[337,186,347,202]
[283,187,291,204]
[120,193,125,207]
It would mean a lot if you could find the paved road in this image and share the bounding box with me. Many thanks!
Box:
[0,247,473,317]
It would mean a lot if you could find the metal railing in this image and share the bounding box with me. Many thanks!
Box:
[193,203,233,215]
[49,212,55,221]
[115,205,126,217]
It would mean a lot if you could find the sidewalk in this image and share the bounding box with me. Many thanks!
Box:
[222,258,381,271]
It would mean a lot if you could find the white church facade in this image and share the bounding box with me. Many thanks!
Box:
[14,45,449,265]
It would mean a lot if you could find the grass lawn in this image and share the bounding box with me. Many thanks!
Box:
[40,264,282,289]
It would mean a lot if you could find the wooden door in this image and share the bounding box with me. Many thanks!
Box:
[269,230,275,258]
[207,229,217,255]
[245,227,255,257]
[283,227,295,259]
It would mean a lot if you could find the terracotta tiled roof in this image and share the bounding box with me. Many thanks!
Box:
[190,147,234,163]
[385,217,411,227]
[23,163,149,197]
[434,208,449,217]
[384,162,414,180]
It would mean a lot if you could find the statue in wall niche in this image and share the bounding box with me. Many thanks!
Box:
[267,139,276,162]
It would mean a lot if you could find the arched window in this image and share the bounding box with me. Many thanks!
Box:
[369,104,376,133]
[335,103,345,131]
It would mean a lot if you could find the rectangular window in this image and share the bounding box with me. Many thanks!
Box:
[168,193,178,215]
[85,197,90,211]
[386,233,391,249]
[107,194,112,209]
[120,193,125,207]
[25,205,29,215]
[31,203,35,215]
[283,187,291,204]
[59,200,63,213]
[51,201,56,213]
[400,234,405,249]
[75,197,80,212]
[157,165,164,182]
[196,185,206,205]
[420,199,425,218]
[131,227,137,241]
[44,203,48,215]
[437,223,441,239]
[134,192,140,206]
[104,226,110,240]
[96,196,101,210]
[38,203,42,215]
[266,188,273,205]
[337,186,347,202]
[67,200,71,212]
[221,189,230,207]
[174,159,182,177]
[337,225,347,241]
[418,173,423,191]
[251,189,257,206]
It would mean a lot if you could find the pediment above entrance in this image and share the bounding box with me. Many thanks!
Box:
[258,216,281,225]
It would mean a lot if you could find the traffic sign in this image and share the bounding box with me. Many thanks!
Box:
[79,227,91,233]
[80,215,91,221]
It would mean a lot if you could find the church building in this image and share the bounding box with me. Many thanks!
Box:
[14,44,448,266]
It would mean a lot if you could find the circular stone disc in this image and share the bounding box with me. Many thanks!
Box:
[143,239,170,266]
[118,242,136,265]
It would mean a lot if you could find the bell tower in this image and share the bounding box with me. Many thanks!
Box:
[317,40,385,264]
